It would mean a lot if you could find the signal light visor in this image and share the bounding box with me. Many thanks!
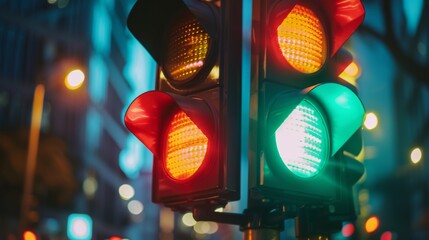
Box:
[275,98,329,178]
[163,11,211,82]
[268,83,365,179]
[276,4,327,74]
[124,91,215,174]
[163,110,208,180]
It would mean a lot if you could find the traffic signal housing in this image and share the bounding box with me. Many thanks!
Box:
[125,0,242,210]
[249,0,365,208]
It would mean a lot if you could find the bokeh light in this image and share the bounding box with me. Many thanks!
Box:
[182,212,197,227]
[342,223,355,237]
[193,221,218,235]
[410,147,422,164]
[127,200,143,215]
[160,208,174,233]
[381,231,393,240]
[364,112,378,130]
[67,214,92,240]
[339,61,361,86]
[23,230,37,240]
[65,69,85,90]
[344,61,360,77]
[119,184,135,200]
[109,236,122,240]
[83,176,97,198]
[365,216,380,233]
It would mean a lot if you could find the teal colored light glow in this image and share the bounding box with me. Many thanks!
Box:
[89,54,107,104]
[85,107,101,149]
[119,23,157,178]
[275,99,329,178]
[92,1,112,53]
[67,214,92,240]
[119,136,149,178]
[403,0,424,35]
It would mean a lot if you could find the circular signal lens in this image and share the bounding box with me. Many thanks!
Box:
[164,110,208,180]
[275,99,329,178]
[276,4,327,73]
[163,12,211,82]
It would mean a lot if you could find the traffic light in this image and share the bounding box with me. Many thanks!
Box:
[248,0,365,207]
[125,0,242,210]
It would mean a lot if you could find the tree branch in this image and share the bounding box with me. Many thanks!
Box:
[357,0,429,87]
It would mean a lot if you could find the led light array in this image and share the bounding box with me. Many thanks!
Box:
[277,4,326,74]
[164,16,210,81]
[275,99,328,178]
[164,111,208,180]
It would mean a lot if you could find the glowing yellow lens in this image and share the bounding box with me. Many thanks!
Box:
[277,4,327,73]
[164,13,210,82]
[164,111,208,180]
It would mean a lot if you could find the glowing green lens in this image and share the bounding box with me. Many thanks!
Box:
[275,99,328,178]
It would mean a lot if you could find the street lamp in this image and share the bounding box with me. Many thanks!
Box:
[65,69,86,90]
[20,68,85,230]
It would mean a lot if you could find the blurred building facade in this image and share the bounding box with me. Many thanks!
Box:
[0,0,161,239]
[351,0,429,239]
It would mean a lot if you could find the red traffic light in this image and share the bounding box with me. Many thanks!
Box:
[125,91,214,161]
[125,91,215,181]
[126,0,242,209]
[125,90,239,208]
[163,110,209,180]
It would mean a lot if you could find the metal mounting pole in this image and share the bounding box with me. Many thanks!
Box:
[193,206,291,240]
[295,206,343,240]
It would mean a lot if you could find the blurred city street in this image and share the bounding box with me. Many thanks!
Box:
[0,0,428,239]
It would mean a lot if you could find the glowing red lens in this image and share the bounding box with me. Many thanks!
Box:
[163,110,208,180]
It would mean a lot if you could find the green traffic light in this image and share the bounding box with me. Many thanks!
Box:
[268,83,364,179]
[275,99,329,178]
